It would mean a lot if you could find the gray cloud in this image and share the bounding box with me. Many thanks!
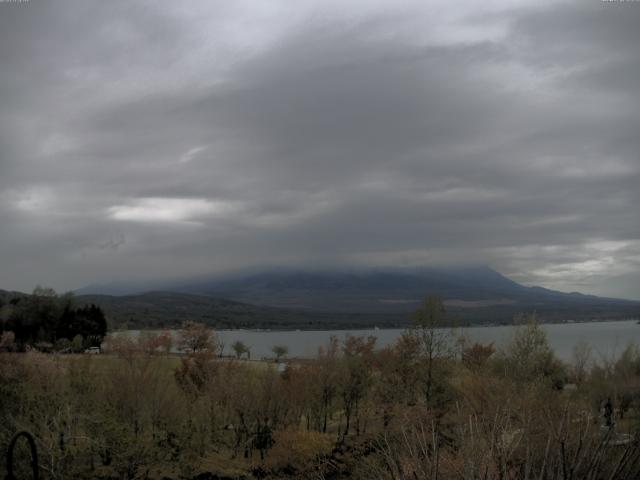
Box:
[0,0,639,298]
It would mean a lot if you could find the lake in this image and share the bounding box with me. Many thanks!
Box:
[116,319,640,362]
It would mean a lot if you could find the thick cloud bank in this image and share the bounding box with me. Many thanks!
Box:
[0,0,639,298]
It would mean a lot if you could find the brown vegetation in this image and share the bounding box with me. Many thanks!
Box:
[2,302,640,479]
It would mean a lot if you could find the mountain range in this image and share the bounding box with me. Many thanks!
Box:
[69,266,640,329]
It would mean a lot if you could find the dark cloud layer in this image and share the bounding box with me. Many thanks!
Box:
[1,0,639,298]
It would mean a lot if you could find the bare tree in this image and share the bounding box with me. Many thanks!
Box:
[272,344,289,362]
[231,340,250,359]
[178,321,217,354]
[340,335,376,436]
[410,296,454,405]
[572,339,592,384]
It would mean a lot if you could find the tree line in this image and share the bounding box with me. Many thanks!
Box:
[0,286,107,352]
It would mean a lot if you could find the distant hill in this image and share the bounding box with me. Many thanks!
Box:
[169,266,629,313]
[73,291,406,330]
[72,266,640,328]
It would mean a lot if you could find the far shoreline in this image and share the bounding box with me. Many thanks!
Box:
[110,316,640,334]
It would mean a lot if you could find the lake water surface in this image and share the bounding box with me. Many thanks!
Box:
[119,319,640,362]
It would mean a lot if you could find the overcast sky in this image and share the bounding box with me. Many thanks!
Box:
[1,0,639,299]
